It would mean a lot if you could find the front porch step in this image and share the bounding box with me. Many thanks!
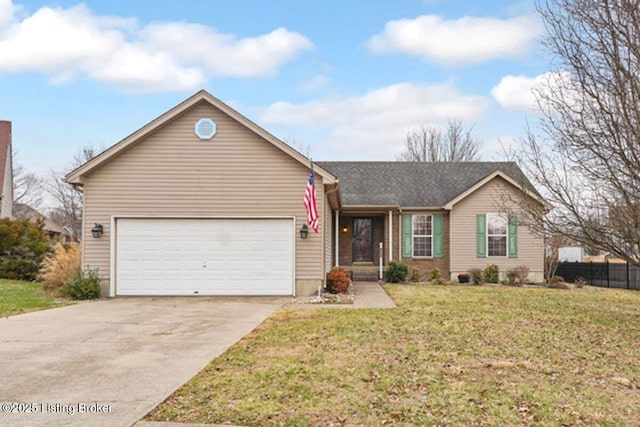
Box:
[342,266,381,282]
[353,270,380,281]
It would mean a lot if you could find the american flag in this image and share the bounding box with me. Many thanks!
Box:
[303,166,319,233]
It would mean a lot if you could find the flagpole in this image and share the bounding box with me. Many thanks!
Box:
[303,156,319,234]
[310,158,320,297]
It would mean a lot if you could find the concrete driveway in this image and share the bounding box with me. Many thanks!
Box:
[0,296,287,427]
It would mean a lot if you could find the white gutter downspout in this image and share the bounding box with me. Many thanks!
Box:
[335,209,339,267]
[388,210,393,263]
[398,209,403,260]
[321,180,340,268]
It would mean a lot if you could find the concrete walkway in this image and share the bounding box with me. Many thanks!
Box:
[352,281,397,308]
[285,281,396,309]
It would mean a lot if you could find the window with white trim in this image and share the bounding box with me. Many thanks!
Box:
[412,215,432,257]
[487,213,507,257]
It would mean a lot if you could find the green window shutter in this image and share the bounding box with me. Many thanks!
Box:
[433,214,443,258]
[508,215,518,258]
[402,214,413,258]
[476,214,486,258]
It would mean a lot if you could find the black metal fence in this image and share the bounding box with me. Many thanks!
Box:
[556,261,640,290]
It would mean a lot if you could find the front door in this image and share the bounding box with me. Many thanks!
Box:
[352,218,373,262]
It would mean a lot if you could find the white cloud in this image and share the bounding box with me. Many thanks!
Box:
[261,82,488,159]
[0,5,130,72]
[0,0,18,30]
[368,14,541,65]
[483,135,522,160]
[90,45,205,93]
[491,72,571,111]
[298,74,330,93]
[0,1,312,92]
[140,23,313,78]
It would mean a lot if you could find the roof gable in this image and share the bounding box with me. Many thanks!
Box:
[443,169,547,209]
[13,203,65,234]
[65,90,336,185]
[318,161,542,208]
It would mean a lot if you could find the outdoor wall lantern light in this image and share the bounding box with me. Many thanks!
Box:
[91,223,104,239]
[300,224,309,239]
[342,226,349,233]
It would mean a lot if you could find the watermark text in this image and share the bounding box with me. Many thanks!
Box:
[1,401,111,415]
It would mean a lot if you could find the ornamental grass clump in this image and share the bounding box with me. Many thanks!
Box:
[574,276,587,289]
[38,243,81,295]
[429,267,447,285]
[548,275,570,289]
[506,266,529,287]
[470,268,484,285]
[410,268,421,283]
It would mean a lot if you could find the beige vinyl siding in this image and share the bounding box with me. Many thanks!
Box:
[449,176,544,282]
[81,100,324,295]
[1,154,12,218]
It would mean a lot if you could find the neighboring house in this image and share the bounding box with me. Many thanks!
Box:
[583,253,627,264]
[0,120,13,219]
[65,90,545,298]
[13,203,78,243]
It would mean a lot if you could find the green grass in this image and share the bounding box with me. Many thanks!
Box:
[0,279,67,317]
[147,285,640,426]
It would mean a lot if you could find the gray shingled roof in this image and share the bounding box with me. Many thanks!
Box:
[317,161,537,207]
[13,203,65,234]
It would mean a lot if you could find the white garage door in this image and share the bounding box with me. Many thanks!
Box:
[115,218,294,296]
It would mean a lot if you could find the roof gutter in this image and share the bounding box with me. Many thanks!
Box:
[324,180,341,209]
[399,206,446,211]
[340,204,400,209]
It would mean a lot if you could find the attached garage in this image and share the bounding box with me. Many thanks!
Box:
[114,218,295,296]
[66,90,338,297]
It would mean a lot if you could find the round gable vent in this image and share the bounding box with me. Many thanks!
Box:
[195,118,216,140]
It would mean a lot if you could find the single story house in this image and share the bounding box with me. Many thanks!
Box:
[65,90,545,297]
[13,203,78,244]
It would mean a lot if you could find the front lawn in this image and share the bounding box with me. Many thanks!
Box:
[147,285,640,426]
[0,279,67,317]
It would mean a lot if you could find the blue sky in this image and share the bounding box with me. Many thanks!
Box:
[0,0,552,177]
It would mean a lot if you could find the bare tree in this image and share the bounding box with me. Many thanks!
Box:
[46,145,100,240]
[12,160,44,211]
[398,120,480,162]
[282,135,312,158]
[71,146,100,169]
[509,0,640,266]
